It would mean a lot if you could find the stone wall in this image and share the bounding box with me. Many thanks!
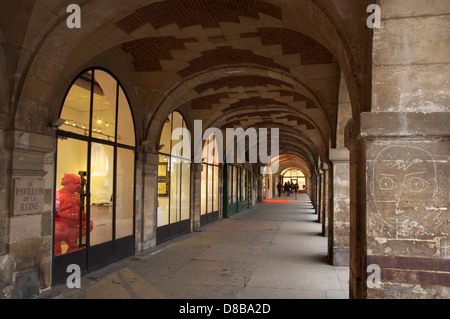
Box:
[0,128,11,297]
[362,113,449,298]
[328,73,352,266]
[329,148,350,266]
[372,0,450,114]
[363,0,450,298]
[1,130,55,298]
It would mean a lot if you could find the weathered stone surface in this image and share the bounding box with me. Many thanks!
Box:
[0,254,13,297]
[366,139,448,235]
[9,215,42,243]
[361,112,450,137]
[374,16,449,65]
[12,178,45,216]
[361,110,449,297]
[9,237,42,272]
[372,5,450,114]
[329,148,350,266]
[10,267,40,299]
[379,0,450,19]
[0,129,9,256]
[372,64,450,113]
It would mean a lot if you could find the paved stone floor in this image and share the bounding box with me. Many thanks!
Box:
[40,194,349,299]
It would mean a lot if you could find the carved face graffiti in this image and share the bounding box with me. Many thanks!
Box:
[370,146,441,236]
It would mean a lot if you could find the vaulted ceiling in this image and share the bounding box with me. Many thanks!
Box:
[112,0,343,169]
[0,0,373,173]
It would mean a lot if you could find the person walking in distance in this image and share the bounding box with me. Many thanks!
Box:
[277,181,282,197]
[284,182,290,197]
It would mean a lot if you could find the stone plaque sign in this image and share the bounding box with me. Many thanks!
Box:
[13,178,45,215]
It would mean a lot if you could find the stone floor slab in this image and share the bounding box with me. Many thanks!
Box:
[39,195,349,300]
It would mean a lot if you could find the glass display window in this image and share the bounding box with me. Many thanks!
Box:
[201,164,207,215]
[213,166,219,212]
[200,134,220,226]
[282,169,307,190]
[157,111,191,243]
[89,143,114,246]
[180,160,191,221]
[92,70,117,142]
[228,166,232,205]
[60,71,92,136]
[55,138,88,256]
[53,68,136,284]
[116,148,135,239]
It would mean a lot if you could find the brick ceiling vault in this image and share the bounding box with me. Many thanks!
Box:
[112,0,341,168]
[7,0,373,172]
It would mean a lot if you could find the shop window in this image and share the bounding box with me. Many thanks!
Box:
[157,112,191,243]
[53,68,136,284]
[201,134,220,226]
[224,165,252,219]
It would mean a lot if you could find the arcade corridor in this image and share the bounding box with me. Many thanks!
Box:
[40,195,349,299]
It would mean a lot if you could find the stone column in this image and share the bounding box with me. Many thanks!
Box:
[322,163,329,237]
[4,130,55,298]
[310,173,317,213]
[218,164,224,219]
[328,148,350,266]
[134,148,145,253]
[0,127,8,257]
[362,112,450,299]
[347,112,450,299]
[192,163,203,231]
[141,151,158,251]
[252,165,258,206]
[365,1,450,298]
[257,173,263,203]
[345,118,368,299]
[314,171,319,216]
[317,170,323,223]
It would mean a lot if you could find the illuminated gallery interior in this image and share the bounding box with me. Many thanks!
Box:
[53,69,136,280]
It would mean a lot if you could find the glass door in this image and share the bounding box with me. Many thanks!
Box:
[52,68,136,285]
[88,143,114,269]
[156,112,191,244]
[53,137,90,283]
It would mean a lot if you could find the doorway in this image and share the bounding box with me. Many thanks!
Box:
[52,69,136,285]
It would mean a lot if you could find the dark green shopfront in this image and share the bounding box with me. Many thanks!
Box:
[223,164,253,219]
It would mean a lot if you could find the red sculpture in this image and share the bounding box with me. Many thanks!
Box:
[54,173,93,256]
